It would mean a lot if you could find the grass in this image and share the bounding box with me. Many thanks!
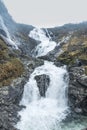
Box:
[57,33,87,75]
[0,38,24,87]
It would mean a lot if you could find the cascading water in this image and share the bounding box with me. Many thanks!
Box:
[17,61,69,130]
[16,28,69,130]
[29,28,56,57]
[0,15,18,49]
[0,1,87,129]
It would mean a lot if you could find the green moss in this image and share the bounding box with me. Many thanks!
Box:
[0,58,24,86]
[0,38,24,87]
[57,34,87,66]
[58,49,79,65]
[0,39,9,61]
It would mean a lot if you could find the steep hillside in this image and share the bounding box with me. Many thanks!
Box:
[49,24,87,115]
[57,28,87,68]
[0,37,24,86]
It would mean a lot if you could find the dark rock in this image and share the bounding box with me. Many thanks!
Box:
[68,66,87,114]
[77,76,87,88]
[75,59,82,67]
[0,51,44,130]
[80,96,87,113]
[0,77,26,130]
[74,107,82,113]
[0,29,7,37]
[35,74,50,97]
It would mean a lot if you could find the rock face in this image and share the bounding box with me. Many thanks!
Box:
[35,74,50,97]
[0,78,25,130]
[0,29,44,129]
[52,24,87,115]
[68,67,87,114]
[0,54,44,130]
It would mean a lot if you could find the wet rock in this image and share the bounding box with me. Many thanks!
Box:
[77,76,87,88]
[0,77,26,130]
[0,29,7,37]
[68,67,87,114]
[75,59,82,67]
[74,108,82,113]
[35,74,50,97]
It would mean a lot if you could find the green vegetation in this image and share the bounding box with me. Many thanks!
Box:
[0,38,24,87]
[0,38,9,61]
[57,34,87,75]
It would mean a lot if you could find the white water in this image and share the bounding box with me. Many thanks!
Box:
[17,61,69,130]
[16,27,87,130]
[17,28,69,130]
[0,15,18,49]
[29,28,56,57]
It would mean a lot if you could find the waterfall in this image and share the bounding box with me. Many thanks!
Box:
[16,28,69,130]
[0,15,18,49]
[17,61,69,130]
[29,28,56,57]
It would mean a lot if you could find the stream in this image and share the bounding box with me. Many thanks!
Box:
[16,28,87,130]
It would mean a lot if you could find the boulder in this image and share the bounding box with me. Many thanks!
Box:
[77,76,87,87]
[35,74,50,97]
[68,67,87,114]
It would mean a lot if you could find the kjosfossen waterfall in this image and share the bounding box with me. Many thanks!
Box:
[16,28,69,130]
[1,1,87,130]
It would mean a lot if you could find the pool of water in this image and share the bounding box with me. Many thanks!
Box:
[61,115,87,130]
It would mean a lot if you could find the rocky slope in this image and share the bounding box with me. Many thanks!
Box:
[0,34,44,130]
[48,24,87,114]
[0,1,44,128]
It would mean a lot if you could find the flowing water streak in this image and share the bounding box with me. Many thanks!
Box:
[29,28,56,57]
[0,15,18,49]
[17,61,69,130]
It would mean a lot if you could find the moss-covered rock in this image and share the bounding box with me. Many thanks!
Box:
[57,34,87,75]
[0,38,9,61]
[0,38,24,87]
[0,58,24,86]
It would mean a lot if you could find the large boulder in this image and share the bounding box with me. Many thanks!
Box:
[68,67,87,114]
[35,74,50,97]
